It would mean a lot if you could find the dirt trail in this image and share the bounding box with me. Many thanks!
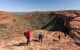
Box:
[0,30,80,50]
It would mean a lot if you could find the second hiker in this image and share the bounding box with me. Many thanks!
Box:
[38,32,44,42]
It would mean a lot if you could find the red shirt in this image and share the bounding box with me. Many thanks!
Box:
[26,30,30,38]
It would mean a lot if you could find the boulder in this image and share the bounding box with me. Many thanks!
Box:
[70,21,80,30]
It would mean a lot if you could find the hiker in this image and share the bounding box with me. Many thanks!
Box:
[38,32,44,42]
[24,28,32,45]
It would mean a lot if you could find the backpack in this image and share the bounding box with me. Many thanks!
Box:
[24,31,26,37]
[39,32,44,38]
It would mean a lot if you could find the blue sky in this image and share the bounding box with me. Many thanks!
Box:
[0,0,80,12]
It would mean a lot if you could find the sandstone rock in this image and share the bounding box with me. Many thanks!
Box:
[70,21,80,29]
[73,17,80,21]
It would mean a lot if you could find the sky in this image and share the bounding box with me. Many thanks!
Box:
[0,0,80,12]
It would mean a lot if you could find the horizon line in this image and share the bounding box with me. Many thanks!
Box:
[0,9,80,12]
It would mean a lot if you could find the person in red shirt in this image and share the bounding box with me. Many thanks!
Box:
[25,27,32,45]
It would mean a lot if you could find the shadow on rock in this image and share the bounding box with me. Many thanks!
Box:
[12,43,27,46]
[32,39,39,42]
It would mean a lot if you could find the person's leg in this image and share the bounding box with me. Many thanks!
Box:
[39,35,43,42]
[39,35,41,42]
[27,38,30,45]
[41,37,43,42]
[39,37,41,42]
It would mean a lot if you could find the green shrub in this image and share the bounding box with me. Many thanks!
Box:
[0,24,7,29]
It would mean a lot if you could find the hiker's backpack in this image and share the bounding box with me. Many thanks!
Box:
[39,32,44,38]
[24,31,26,37]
